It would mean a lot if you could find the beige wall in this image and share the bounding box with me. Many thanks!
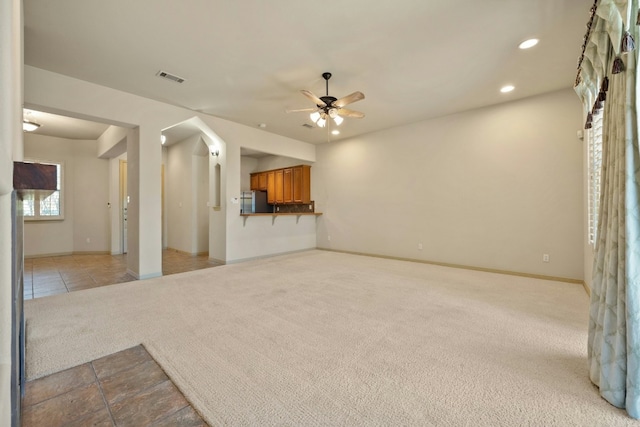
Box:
[166,135,196,253]
[314,88,584,280]
[194,149,209,254]
[256,155,313,171]
[166,134,209,254]
[240,156,258,192]
[22,134,110,257]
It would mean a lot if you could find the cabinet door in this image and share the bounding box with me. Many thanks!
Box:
[283,168,293,203]
[275,169,284,203]
[250,173,259,191]
[258,172,267,190]
[292,165,311,203]
[267,171,275,203]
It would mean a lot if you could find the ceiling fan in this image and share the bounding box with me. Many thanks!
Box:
[287,72,365,130]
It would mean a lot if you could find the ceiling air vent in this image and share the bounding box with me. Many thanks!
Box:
[302,123,314,129]
[156,70,186,84]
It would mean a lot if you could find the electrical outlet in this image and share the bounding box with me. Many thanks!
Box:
[86,238,91,244]
[418,243,423,250]
[543,254,550,263]
[328,235,331,241]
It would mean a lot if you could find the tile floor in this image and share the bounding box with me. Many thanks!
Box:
[24,250,222,300]
[22,345,208,426]
[20,251,218,425]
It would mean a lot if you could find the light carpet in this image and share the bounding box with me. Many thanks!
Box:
[24,250,633,426]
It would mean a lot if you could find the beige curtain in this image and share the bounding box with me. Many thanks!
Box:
[575,0,640,418]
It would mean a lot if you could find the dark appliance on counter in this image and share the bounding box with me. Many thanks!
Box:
[241,190,270,213]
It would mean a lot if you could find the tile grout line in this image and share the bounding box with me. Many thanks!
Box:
[149,397,190,426]
[90,361,118,426]
[21,364,93,410]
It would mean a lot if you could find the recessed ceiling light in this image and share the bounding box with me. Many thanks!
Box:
[331,130,340,135]
[500,85,515,93]
[519,38,539,49]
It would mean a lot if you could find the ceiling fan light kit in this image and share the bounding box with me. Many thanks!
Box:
[289,72,365,133]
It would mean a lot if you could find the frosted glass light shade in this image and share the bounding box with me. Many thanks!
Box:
[310,111,321,123]
[23,121,40,132]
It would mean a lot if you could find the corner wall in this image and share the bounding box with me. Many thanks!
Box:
[314,88,584,280]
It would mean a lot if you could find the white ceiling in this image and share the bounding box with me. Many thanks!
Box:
[23,109,110,140]
[23,0,588,145]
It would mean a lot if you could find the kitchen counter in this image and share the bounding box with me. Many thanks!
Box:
[239,212,322,225]
[240,212,322,217]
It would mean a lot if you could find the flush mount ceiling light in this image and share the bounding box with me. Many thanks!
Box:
[500,85,515,93]
[23,109,41,132]
[23,120,41,132]
[518,38,539,49]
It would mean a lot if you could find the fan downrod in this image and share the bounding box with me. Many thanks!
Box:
[322,72,332,97]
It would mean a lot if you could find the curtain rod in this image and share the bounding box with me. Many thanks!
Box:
[575,0,599,87]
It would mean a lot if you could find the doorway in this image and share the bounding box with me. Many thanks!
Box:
[119,160,128,254]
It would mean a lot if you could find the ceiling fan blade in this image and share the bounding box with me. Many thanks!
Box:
[333,91,365,108]
[300,90,327,107]
[286,107,318,113]
[337,108,365,118]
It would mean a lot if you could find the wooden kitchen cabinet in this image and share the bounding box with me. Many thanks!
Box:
[258,172,267,190]
[267,171,275,203]
[252,165,311,205]
[250,172,267,191]
[283,168,293,203]
[293,165,311,203]
[274,169,284,203]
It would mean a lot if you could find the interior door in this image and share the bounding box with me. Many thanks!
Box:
[120,160,128,254]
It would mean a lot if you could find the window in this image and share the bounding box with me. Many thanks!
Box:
[23,160,64,220]
[588,110,603,245]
